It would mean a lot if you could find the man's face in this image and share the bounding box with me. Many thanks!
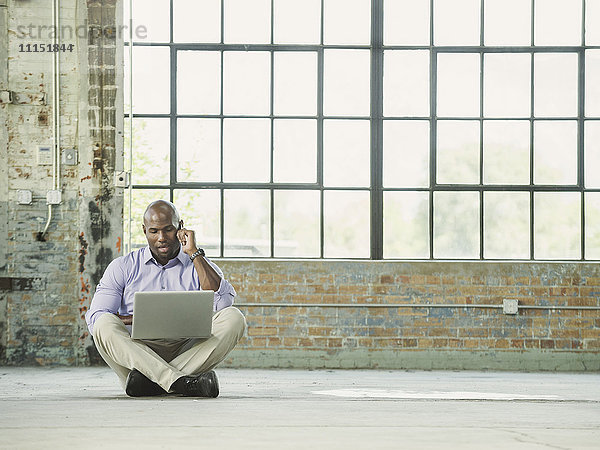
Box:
[142,207,182,265]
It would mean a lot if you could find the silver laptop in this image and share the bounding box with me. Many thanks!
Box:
[131,291,214,339]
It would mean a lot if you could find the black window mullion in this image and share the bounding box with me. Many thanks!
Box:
[170,46,177,186]
[270,0,275,258]
[479,0,484,259]
[371,0,383,260]
[579,47,586,260]
[318,3,324,257]
[430,50,437,260]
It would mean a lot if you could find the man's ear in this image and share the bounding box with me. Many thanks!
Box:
[178,220,184,230]
[142,224,146,234]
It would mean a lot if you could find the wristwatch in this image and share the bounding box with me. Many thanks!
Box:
[189,248,205,261]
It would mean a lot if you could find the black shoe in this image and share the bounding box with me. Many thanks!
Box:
[171,370,219,398]
[125,369,167,397]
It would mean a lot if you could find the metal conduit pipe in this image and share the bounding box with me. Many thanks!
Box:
[236,303,600,311]
[39,0,61,240]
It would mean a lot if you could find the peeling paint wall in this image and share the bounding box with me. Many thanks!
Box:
[0,0,122,365]
[0,0,8,363]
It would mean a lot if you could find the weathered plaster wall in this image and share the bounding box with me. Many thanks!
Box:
[0,0,122,365]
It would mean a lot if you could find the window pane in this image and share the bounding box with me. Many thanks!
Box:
[434,0,480,45]
[129,118,170,185]
[383,120,429,188]
[274,0,320,44]
[130,47,170,114]
[586,50,600,117]
[224,0,271,44]
[484,53,531,118]
[274,190,320,257]
[384,0,430,45]
[224,190,270,257]
[586,0,600,45]
[437,53,480,117]
[484,0,531,46]
[177,119,221,183]
[324,191,370,258]
[125,189,170,252]
[273,119,317,183]
[436,120,480,184]
[434,191,480,259]
[173,190,221,257]
[383,191,429,259]
[223,119,270,183]
[223,52,270,115]
[483,121,530,185]
[323,0,371,45]
[534,193,581,259]
[173,0,220,43]
[585,193,600,259]
[127,0,170,43]
[324,120,370,187]
[585,121,600,188]
[177,51,221,115]
[534,121,577,185]
[534,0,582,46]
[484,192,530,259]
[534,53,578,118]
[274,52,317,116]
[324,50,370,116]
[384,50,429,117]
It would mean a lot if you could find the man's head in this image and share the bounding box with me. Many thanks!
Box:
[142,200,183,265]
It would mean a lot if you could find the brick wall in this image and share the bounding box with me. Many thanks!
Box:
[218,260,600,370]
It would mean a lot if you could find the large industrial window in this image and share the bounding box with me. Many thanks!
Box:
[124,0,600,260]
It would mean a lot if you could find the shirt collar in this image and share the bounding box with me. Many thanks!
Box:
[143,245,188,267]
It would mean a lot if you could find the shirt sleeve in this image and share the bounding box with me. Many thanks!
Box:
[204,257,236,312]
[85,257,127,335]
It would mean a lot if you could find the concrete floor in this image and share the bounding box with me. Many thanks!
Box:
[0,367,598,449]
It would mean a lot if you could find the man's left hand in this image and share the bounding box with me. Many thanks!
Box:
[178,227,198,256]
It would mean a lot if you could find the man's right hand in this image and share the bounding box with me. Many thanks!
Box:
[117,314,133,325]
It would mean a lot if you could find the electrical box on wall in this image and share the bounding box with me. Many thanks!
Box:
[46,190,62,205]
[37,145,53,165]
[503,299,519,315]
[62,148,77,165]
[114,171,130,188]
[17,190,32,205]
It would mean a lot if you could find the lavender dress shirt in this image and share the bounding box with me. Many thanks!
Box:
[85,246,236,335]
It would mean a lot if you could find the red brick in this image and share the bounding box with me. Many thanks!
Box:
[400,338,418,348]
[584,339,600,349]
[267,337,282,347]
[432,338,448,348]
[540,339,555,349]
[298,338,312,347]
[510,339,524,349]
[494,339,510,349]
[463,339,480,349]
[380,275,395,284]
[248,327,277,336]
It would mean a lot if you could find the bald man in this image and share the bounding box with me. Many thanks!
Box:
[85,200,246,397]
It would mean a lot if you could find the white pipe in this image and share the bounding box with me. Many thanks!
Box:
[127,0,133,253]
[40,0,61,239]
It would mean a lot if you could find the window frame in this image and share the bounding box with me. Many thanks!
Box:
[125,0,600,260]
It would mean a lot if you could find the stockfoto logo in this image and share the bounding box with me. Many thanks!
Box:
[16,20,149,40]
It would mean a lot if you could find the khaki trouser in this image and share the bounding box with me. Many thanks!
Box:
[92,306,246,392]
